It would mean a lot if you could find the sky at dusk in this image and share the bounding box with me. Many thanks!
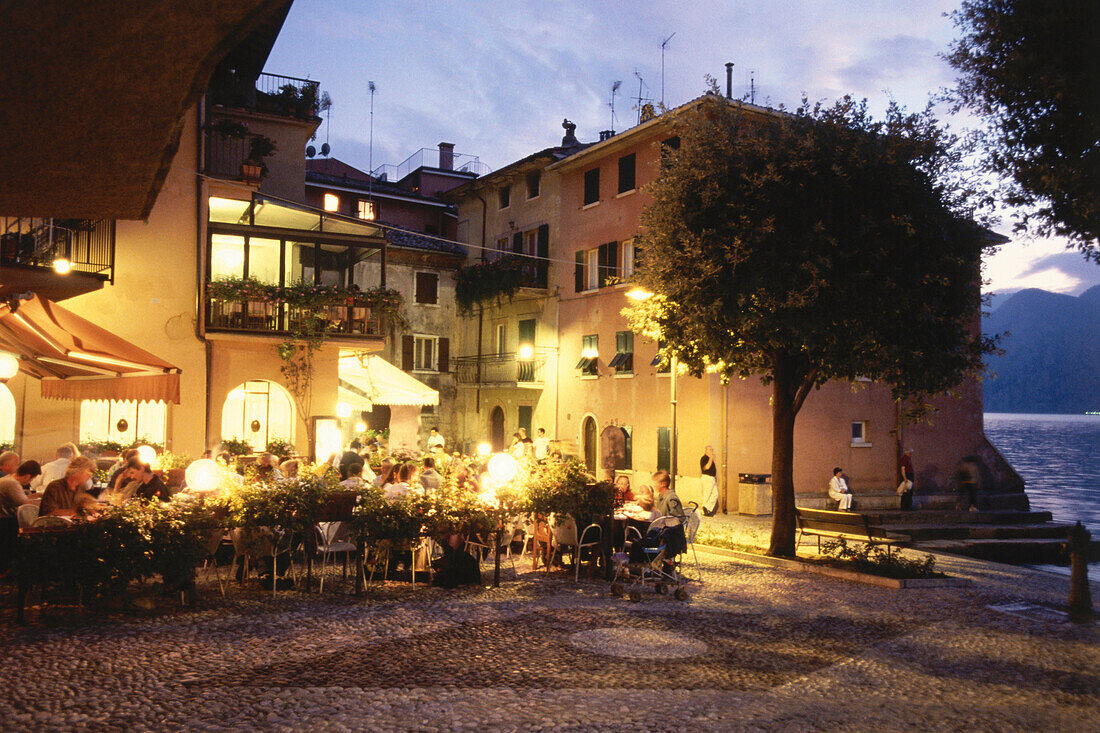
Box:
[264,0,1100,297]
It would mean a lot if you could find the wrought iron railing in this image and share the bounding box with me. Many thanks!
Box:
[210,72,320,120]
[453,351,547,386]
[483,250,549,289]
[206,297,385,338]
[204,133,255,181]
[0,217,114,279]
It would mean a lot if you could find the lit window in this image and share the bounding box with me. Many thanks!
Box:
[414,335,438,371]
[323,193,340,212]
[576,334,598,376]
[80,400,167,446]
[357,200,376,220]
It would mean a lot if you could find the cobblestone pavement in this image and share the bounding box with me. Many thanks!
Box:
[0,545,1096,732]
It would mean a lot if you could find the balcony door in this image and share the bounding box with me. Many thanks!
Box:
[221,380,295,451]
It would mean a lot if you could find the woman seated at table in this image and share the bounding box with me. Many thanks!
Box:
[620,486,658,523]
[383,462,418,503]
[39,457,99,518]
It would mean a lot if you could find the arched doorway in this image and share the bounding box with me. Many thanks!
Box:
[0,384,14,446]
[582,416,597,473]
[221,380,295,451]
[600,425,630,474]
[489,406,505,451]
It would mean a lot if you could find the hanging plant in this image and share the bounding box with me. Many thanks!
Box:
[207,276,276,302]
[455,255,525,314]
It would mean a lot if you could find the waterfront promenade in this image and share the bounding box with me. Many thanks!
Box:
[1,537,1095,731]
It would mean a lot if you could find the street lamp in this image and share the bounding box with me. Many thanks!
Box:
[625,288,678,488]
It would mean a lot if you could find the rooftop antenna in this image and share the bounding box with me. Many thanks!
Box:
[610,80,622,133]
[368,81,376,199]
[633,69,649,124]
[749,69,756,105]
[660,32,675,107]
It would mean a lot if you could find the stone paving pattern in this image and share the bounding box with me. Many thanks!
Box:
[1,541,1097,731]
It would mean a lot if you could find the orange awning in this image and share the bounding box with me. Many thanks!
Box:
[0,295,181,404]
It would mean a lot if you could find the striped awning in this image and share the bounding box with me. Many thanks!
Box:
[0,294,181,403]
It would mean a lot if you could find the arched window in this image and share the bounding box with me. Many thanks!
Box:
[80,400,167,446]
[0,384,15,446]
[221,380,295,450]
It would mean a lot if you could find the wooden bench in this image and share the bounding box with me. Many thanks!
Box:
[795,507,910,555]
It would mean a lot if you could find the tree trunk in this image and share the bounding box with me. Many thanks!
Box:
[768,358,800,557]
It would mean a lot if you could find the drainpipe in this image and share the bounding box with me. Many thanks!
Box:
[721,378,729,514]
[195,98,212,452]
[472,189,488,415]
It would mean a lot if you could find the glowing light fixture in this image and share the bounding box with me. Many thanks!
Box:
[336,402,352,418]
[488,453,519,484]
[136,444,157,466]
[517,344,534,360]
[53,258,72,274]
[626,288,653,301]
[355,421,367,433]
[0,352,18,380]
[184,459,219,492]
[477,442,491,457]
[323,193,340,212]
[316,420,343,461]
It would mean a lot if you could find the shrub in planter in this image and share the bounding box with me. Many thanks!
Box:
[820,537,943,580]
[220,437,254,457]
[265,437,293,459]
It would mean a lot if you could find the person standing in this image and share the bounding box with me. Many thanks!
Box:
[699,445,719,517]
[827,467,854,511]
[533,428,550,461]
[426,427,446,452]
[899,448,915,511]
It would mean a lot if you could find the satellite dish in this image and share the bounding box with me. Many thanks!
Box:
[306,145,316,158]
[320,142,330,157]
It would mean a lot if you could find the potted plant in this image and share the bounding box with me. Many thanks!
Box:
[243,134,277,182]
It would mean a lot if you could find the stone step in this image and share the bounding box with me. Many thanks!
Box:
[799,491,1032,512]
[874,522,1076,542]
[917,537,1100,565]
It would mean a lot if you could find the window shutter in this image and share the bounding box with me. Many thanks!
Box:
[607,241,618,279]
[402,335,414,370]
[536,224,549,259]
[437,337,449,373]
[512,232,523,254]
[657,427,671,472]
[575,251,585,292]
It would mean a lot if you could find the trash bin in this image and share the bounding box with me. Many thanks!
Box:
[738,473,772,516]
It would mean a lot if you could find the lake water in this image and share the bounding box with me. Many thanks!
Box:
[984,413,1100,528]
[984,413,1099,574]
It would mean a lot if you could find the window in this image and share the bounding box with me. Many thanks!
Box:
[617,153,636,193]
[414,272,439,305]
[526,172,541,199]
[621,238,635,280]
[323,193,340,212]
[652,339,671,373]
[583,167,600,205]
[851,421,870,447]
[495,323,506,355]
[574,242,618,292]
[517,318,536,349]
[576,334,598,375]
[609,331,634,373]
[414,335,438,371]
[621,426,633,470]
[657,427,671,472]
[357,199,376,220]
[210,234,245,280]
[518,405,533,438]
[80,400,167,446]
[660,136,680,169]
[220,380,295,449]
[498,185,511,209]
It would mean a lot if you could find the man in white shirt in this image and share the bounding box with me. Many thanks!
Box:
[828,467,854,511]
[30,444,77,493]
[533,428,550,460]
[426,427,445,452]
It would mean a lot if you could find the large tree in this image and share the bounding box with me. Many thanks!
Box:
[625,95,992,557]
[948,0,1100,253]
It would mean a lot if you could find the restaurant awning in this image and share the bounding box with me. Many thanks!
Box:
[338,355,438,407]
[0,295,181,403]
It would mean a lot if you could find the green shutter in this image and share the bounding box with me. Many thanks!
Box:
[657,427,671,472]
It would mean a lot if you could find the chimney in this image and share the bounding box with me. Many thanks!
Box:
[725,62,734,99]
[438,142,455,170]
[599,130,615,141]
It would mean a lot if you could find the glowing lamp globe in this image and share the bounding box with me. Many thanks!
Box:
[52,258,72,274]
[0,352,18,380]
[336,402,352,418]
[184,459,220,492]
[476,442,491,457]
[355,421,367,433]
[517,344,534,360]
[488,453,519,484]
[136,444,157,466]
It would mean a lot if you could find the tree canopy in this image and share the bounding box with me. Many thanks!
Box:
[625,95,991,556]
[948,0,1100,253]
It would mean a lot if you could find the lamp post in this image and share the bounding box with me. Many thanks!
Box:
[670,354,678,489]
[486,452,519,587]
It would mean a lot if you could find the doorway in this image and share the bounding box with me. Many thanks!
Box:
[489,406,505,451]
[582,416,597,473]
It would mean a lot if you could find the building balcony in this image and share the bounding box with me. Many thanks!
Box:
[0,217,114,301]
[210,72,320,120]
[453,350,548,388]
[205,296,386,342]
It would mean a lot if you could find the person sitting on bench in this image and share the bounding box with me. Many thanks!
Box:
[827,467,854,511]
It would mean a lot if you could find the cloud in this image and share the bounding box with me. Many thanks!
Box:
[1017,251,1100,295]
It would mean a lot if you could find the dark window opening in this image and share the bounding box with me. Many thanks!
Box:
[414,272,439,304]
[583,168,600,205]
[617,153,636,193]
[526,172,541,199]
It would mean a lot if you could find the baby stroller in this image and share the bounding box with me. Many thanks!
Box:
[610,515,690,602]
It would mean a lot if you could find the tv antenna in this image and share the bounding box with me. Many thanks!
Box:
[633,69,649,124]
[610,80,622,132]
[749,69,756,105]
[368,81,376,199]
[660,32,675,107]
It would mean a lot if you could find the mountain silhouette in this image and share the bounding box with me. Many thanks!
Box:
[984,285,1100,414]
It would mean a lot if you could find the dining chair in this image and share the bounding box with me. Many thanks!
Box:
[315,521,356,592]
